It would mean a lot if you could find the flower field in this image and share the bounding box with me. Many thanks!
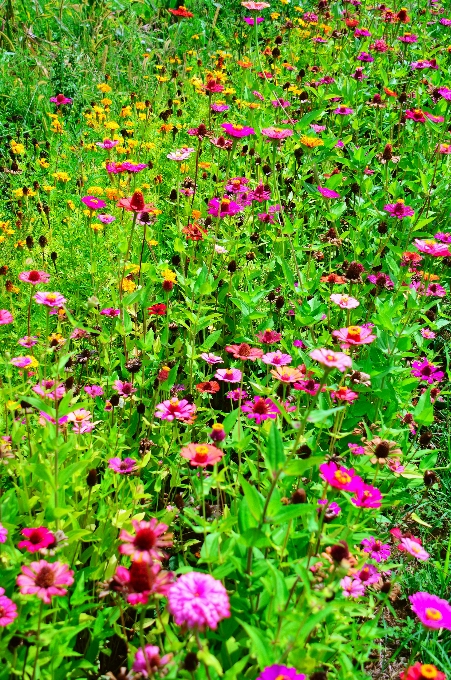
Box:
[2,0,451,677]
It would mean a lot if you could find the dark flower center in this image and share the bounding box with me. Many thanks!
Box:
[29,270,40,282]
[253,399,269,415]
[422,367,432,376]
[134,528,156,551]
[28,529,44,544]
[374,441,390,458]
[35,566,55,588]
[129,561,154,592]
[237,343,251,357]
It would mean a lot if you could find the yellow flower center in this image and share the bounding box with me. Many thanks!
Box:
[347,326,361,338]
[195,446,209,459]
[425,608,442,621]
[334,471,351,485]
[421,666,438,679]
[326,354,336,361]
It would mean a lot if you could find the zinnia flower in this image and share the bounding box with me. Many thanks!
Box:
[225,343,263,360]
[317,186,340,199]
[119,519,173,563]
[0,310,13,325]
[261,351,292,366]
[261,127,293,139]
[361,537,391,562]
[132,645,172,676]
[310,348,352,372]
[155,398,196,422]
[168,571,230,630]
[180,443,223,467]
[108,457,137,474]
[401,664,446,680]
[341,576,365,598]
[384,199,414,218]
[221,122,255,138]
[409,592,451,630]
[411,359,444,384]
[332,325,376,348]
[0,589,18,627]
[330,294,359,309]
[81,196,107,210]
[351,484,382,508]
[19,270,51,285]
[400,538,430,561]
[34,292,66,308]
[256,666,305,680]
[215,368,242,383]
[414,239,451,257]
[18,527,55,553]
[17,560,74,603]
[117,191,153,213]
[241,396,280,424]
[320,461,362,491]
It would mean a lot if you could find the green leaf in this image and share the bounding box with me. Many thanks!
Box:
[269,504,313,524]
[239,476,264,522]
[197,650,223,677]
[222,408,239,435]
[237,620,273,667]
[308,406,345,424]
[284,456,323,477]
[200,328,222,351]
[264,422,285,473]
[413,388,434,426]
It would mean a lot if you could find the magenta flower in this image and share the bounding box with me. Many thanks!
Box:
[330,294,359,309]
[226,343,263,360]
[411,358,444,384]
[332,325,376,348]
[400,538,430,561]
[351,484,382,509]
[383,200,414,218]
[261,127,293,139]
[132,645,172,676]
[0,590,17,627]
[119,519,172,563]
[250,183,272,202]
[33,380,66,400]
[207,197,242,218]
[17,560,74,603]
[112,561,173,605]
[411,60,438,70]
[81,196,107,210]
[355,28,371,37]
[334,106,354,115]
[257,666,305,680]
[293,378,321,396]
[361,537,391,562]
[155,398,196,422]
[211,102,230,112]
[84,385,104,397]
[435,232,451,243]
[108,457,137,474]
[317,186,340,199]
[341,576,365,598]
[367,272,394,289]
[112,380,137,397]
[409,592,451,630]
[10,356,35,368]
[200,353,223,364]
[100,307,120,317]
[320,461,362,491]
[227,388,248,401]
[421,329,436,339]
[96,139,119,149]
[221,122,255,138]
[241,396,280,424]
[0,310,13,325]
[357,52,374,62]
[414,239,451,257]
[34,292,66,308]
[168,572,230,630]
[398,33,417,43]
[349,443,365,455]
[261,350,292,366]
[18,527,55,553]
[97,214,115,224]
[354,564,380,586]
[331,387,359,403]
[18,270,50,285]
[215,368,242,383]
[50,93,72,105]
[438,87,451,101]
[257,329,282,344]
[310,348,352,372]
[0,524,7,543]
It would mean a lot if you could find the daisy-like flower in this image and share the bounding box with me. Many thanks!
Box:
[261,127,293,139]
[357,51,374,62]
[0,589,17,627]
[257,666,305,680]
[17,560,74,603]
[225,343,263,360]
[270,366,305,383]
[196,381,220,394]
[401,664,446,680]
[364,437,402,464]
[241,396,280,424]
[353,564,380,586]
[96,138,119,149]
[241,1,270,11]
[398,33,417,43]
[200,353,223,364]
[168,571,230,630]
[155,398,196,422]
[100,307,120,317]
[411,358,444,384]
[0,524,7,543]
[331,386,359,403]
[332,325,376,348]
[341,576,365,598]
[10,355,38,369]
[361,536,391,562]
[207,197,242,218]
[117,191,154,213]
[112,380,137,397]
[81,196,107,210]
[132,645,172,676]
[18,527,55,553]
[349,443,365,455]
[34,292,66,308]
[257,329,281,344]
[0,310,13,325]
[215,368,242,383]
[310,348,352,372]
[383,199,414,218]
[167,147,196,161]
[108,457,137,474]
[84,385,104,397]
[227,388,248,401]
[50,93,72,105]
[409,592,451,630]
[330,294,359,309]
[180,443,223,467]
[119,519,173,563]
[33,380,65,400]
[320,461,362,491]
[221,123,255,138]
[421,329,436,339]
[261,351,292,366]
[293,378,322,396]
[400,538,430,561]
[334,106,354,115]
[111,561,173,605]
[19,270,51,285]
[414,239,451,257]
[351,484,382,508]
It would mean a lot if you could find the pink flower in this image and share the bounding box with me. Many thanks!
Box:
[96,139,119,149]
[81,196,107,210]
[361,536,390,562]
[19,270,50,285]
[119,519,173,563]
[332,325,376,348]
[18,527,56,553]
[108,457,137,474]
[270,366,305,383]
[0,524,7,543]
[208,197,242,218]
[310,348,352,372]
[225,343,263,360]
[200,353,223,364]
[241,1,270,9]
[227,388,248,401]
[180,443,223,467]
[100,307,120,317]
[320,461,362,491]
[155,398,196,422]
[0,310,13,325]
[97,214,115,224]
[351,484,382,508]
[84,385,104,397]
[241,396,280,424]
[34,292,66,308]
[261,127,293,139]
[330,294,359,309]
[384,200,414,218]
[39,411,69,426]
[221,123,255,138]
[167,147,196,161]
[262,351,292,366]
[215,368,242,383]
[409,592,451,630]
[257,329,281,344]
[33,380,65,400]
[112,561,173,605]
[411,358,444,383]
[341,576,365,598]
[0,590,17,626]
[10,356,35,368]
[17,560,74,603]
[293,378,322,396]
[67,409,92,425]
[333,106,354,115]
[414,239,451,257]
[113,380,137,397]
[331,387,359,403]
[168,572,230,630]
[354,564,380,586]
[349,443,365,455]
[400,538,430,561]
[50,93,72,105]
[317,186,340,199]
[257,666,305,680]
[133,645,172,676]
[18,335,38,347]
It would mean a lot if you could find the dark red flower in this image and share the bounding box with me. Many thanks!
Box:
[196,381,220,394]
[148,303,167,316]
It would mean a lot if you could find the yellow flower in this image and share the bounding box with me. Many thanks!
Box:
[105,187,121,200]
[52,172,71,182]
[180,162,189,173]
[192,34,199,40]
[143,142,155,150]
[105,121,120,130]
[49,333,66,346]
[155,65,164,70]
[161,268,177,283]
[12,188,24,198]
[42,185,55,192]
[6,400,21,410]
[198,162,211,170]
[138,113,146,121]
[50,119,64,133]
[10,141,25,155]
[141,183,151,189]
[148,239,158,247]
[192,209,202,219]
[85,143,96,151]
[101,97,112,106]
[271,12,280,18]
[97,83,112,93]
[300,135,324,148]
[87,186,104,196]
[121,278,136,292]
[160,124,173,133]
[14,241,26,249]
[135,101,146,110]
[156,76,169,83]
[67,200,75,210]
[126,263,140,275]
[91,222,104,232]
[121,106,132,117]
[38,158,50,168]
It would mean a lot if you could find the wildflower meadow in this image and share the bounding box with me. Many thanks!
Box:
[2,0,451,678]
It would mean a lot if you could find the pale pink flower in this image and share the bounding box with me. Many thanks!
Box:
[310,348,352,372]
[119,519,173,563]
[112,380,137,397]
[261,350,292,366]
[17,560,74,603]
[34,292,66,308]
[0,310,13,325]
[132,645,172,676]
[400,538,430,561]
[341,576,365,598]
[330,294,359,309]
[332,325,376,348]
[168,572,230,630]
[200,353,223,364]
[215,368,242,382]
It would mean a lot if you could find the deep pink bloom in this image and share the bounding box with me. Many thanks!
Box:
[351,484,382,508]
[18,335,37,348]
[50,93,72,105]
[357,52,374,62]
[215,368,242,383]
[341,576,365,598]
[113,561,173,605]
[421,329,436,339]
[310,348,352,372]
[33,380,66,400]
[84,385,104,397]
[132,645,172,676]
[320,461,362,491]
[119,519,173,563]
[349,443,365,455]
[96,139,119,149]
[100,307,120,317]
[168,572,230,630]
[411,60,439,70]
[438,87,451,101]
[18,527,55,553]
[332,325,376,348]
[226,343,263,360]
[155,398,196,422]
[257,329,282,344]
[331,387,359,403]
[97,214,115,224]
[108,457,137,474]
[113,380,137,397]
[384,200,414,218]
[208,197,242,218]
[227,388,248,401]
[10,356,35,368]
[0,524,7,543]
[354,564,380,586]
[250,183,271,202]
[367,272,394,289]
[0,310,13,325]
[81,196,107,210]
[241,396,280,424]
[334,106,354,115]
[414,239,451,257]
[221,123,255,138]
[293,378,321,396]
[409,592,451,629]
[19,270,50,285]
[257,666,305,680]
[17,560,74,603]
[34,292,66,308]
[411,358,444,383]
[0,590,18,626]
[361,537,390,562]
[317,186,340,199]
[398,33,417,43]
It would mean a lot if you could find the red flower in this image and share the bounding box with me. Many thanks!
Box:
[183,223,206,241]
[148,303,167,316]
[169,6,193,18]
[117,191,154,213]
[196,381,220,394]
